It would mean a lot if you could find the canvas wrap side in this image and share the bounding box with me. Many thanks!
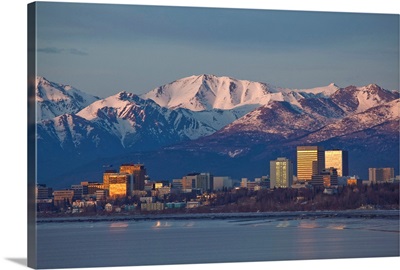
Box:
[27,2,37,269]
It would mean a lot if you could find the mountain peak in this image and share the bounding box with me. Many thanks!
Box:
[331,83,399,114]
[116,91,138,101]
[142,74,274,111]
[197,74,218,80]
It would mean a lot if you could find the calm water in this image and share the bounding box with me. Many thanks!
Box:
[36,216,399,269]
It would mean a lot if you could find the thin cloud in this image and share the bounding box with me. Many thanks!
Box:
[38,47,88,56]
[38,47,64,54]
[69,48,88,56]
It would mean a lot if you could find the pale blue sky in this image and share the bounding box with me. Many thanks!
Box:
[36,2,399,98]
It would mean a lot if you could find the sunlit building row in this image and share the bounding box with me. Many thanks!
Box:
[267,146,348,189]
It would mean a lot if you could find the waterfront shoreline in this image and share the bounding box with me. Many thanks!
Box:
[36,209,400,223]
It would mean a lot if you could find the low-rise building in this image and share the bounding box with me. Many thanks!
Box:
[36,184,53,200]
[81,182,104,195]
[140,196,155,204]
[96,190,108,202]
[71,185,84,200]
[53,190,74,207]
[165,202,186,209]
[186,201,201,208]
[141,202,165,211]
[105,203,113,212]
[172,179,183,190]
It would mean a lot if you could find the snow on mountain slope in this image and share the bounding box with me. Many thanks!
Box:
[218,101,327,138]
[36,76,400,186]
[76,91,216,144]
[142,74,294,111]
[142,74,346,112]
[330,84,399,114]
[290,83,340,98]
[36,76,100,121]
[301,98,400,143]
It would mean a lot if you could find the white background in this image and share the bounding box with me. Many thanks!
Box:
[0,1,399,270]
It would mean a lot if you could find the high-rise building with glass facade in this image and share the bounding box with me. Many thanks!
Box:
[120,164,146,190]
[296,146,325,182]
[325,150,349,177]
[368,167,394,183]
[108,174,131,198]
[102,169,117,190]
[270,157,293,188]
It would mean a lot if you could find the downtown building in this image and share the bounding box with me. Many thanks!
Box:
[181,172,213,193]
[311,167,338,187]
[270,157,293,188]
[296,146,325,182]
[100,164,147,199]
[368,167,395,183]
[120,164,146,191]
[325,149,349,177]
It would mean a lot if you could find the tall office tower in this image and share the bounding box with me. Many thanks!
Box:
[325,150,349,177]
[213,176,233,190]
[108,174,131,198]
[120,164,146,190]
[297,146,325,182]
[182,173,199,190]
[270,157,293,188]
[197,173,213,191]
[369,168,395,183]
[102,169,117,190]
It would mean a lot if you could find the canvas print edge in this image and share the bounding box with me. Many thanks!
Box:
[27,2,37,269]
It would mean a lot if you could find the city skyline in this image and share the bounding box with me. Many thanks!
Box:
[40,144,397,193]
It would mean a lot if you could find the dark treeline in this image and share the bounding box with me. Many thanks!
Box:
[200,183,399,213]
[38,183,399,217]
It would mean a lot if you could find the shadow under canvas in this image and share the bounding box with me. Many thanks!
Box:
[6,258,27,267]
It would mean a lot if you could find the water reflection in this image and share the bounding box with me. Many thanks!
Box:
[152,220,171,228]
[298,220,318,229]
[109,222,129,232]
[327,224,346,230]
[276,221,290,228]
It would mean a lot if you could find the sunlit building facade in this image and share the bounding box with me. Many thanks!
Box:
[53,190,74,206]
[270,157,293,188]
[80,181,104,195]
[297,146,325,182]
[325,150,349,177]
[120,164,146,190]
[108,174,131,198]
[103,169,117,190]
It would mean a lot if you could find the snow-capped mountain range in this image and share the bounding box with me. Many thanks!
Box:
[36,76,100,121]
[35,75,399,186]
